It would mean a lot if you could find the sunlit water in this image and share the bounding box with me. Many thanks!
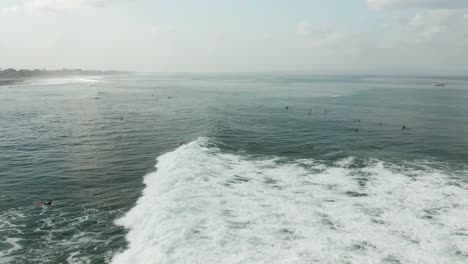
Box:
[1,74,468,263]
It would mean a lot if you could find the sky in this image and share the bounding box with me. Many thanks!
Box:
[0,0,467,75]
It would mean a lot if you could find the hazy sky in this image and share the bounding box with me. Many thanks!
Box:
[1,0,467,74]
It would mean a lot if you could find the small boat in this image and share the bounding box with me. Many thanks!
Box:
[432,82,445,87]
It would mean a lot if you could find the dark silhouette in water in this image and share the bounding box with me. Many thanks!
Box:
[286,106,289,110]
[35,200,52,207]
[354,128,359,133]
[379,122,382,126]
[402,125,407,130]
[180,141,187,146]
[120,116,123,121]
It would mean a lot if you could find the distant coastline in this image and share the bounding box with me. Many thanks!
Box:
[0,68,129,86]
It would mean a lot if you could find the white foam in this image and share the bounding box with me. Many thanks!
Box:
[112,138,468,264]
[0,238,22,261]
[24,77,102,86]
[67,251,91,264]
[0,206,121,262]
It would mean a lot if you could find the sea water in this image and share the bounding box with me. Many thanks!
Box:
[0,74,467,263]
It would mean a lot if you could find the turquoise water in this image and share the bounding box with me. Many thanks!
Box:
[0,74,467,263]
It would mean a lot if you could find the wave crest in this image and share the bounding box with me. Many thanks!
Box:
[112,138,468,264]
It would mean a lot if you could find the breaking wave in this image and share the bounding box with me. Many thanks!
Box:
[112,138,468,264]
[24,77,102,86]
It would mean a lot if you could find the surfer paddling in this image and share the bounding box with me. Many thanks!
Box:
[35,200,52,207]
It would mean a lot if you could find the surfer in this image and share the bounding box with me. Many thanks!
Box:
[286,106,289,110]
[402,125,407,130]
[180,140,187,146]
[35,200,52,207]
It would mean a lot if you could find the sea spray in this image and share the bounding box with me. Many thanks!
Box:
[112,138,468,264]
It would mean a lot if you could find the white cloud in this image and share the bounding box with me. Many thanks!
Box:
[368,0,468,9]
[297,20,313,36]
[297,19,343,48]
[2,0,108,16]
[408,9,467,38]
[368,0,468,47]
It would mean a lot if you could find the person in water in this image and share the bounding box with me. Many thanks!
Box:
[402,125,407,130]
[35,200,52,207]
[180,140,187,146]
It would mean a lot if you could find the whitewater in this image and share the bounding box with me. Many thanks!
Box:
[112,138,468,264]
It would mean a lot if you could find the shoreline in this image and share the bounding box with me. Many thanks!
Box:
[0,78,24,87]
[0,69,130,87]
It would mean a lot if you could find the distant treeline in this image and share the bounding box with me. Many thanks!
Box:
[0,68,129,79]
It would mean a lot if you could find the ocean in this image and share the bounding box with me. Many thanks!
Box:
[0,74,467,263]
